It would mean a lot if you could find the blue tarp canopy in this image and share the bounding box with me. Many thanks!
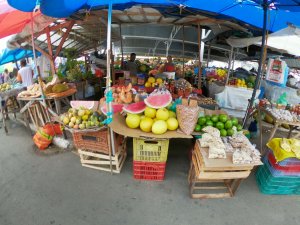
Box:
[0,48,41,65]
[8,0,300,32]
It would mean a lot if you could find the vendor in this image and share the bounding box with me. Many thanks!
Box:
[162,55,176,72]
[124,53,138,84]
[1,69,9,83]
[17,59,34,87]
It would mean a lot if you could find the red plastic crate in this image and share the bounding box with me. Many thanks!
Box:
[268,152,300,173]
[133,161,166,181]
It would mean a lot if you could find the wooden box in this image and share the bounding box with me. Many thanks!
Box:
[78,136,127,174]
[188,142,256,199]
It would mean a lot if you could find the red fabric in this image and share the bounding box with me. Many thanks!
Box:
[0,1,40,39]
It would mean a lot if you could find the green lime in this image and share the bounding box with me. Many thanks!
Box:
[227,128,234,136]
[237,124,243,131]
[220,129,227,137]
[225,120,233,129]
[232,118,238,126]
[206,120,214,127]
[216,122,225,130]
[194,124,201,132]
[205,115,211,121]
[211,115,219,123]
[197,117,206,125]
[219,114,228,123]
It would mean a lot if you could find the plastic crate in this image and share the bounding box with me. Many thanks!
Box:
[268,152,300,174]
[256,161,300,195]
[269,151,300,167]
[133,138,169,162]
[133,161,166,181]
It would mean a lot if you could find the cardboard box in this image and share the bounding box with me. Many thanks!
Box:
[109,113,192,139]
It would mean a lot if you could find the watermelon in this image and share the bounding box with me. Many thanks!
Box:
[101,103,124,115]
[70,101,97,110]
[123,101,146,114]
[144,89,172,109]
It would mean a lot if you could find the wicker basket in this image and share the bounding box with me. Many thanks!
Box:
[73,129,110,154]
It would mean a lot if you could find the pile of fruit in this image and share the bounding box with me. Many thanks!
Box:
[145,77,164,88]
[125,89,178,135]
[100,83,134,104]
[206,68,227,81]
[228,78,254,88]
[59,107,105,130]
[0,83,12,92]
[194,114,243,136]
[126,107,178,135]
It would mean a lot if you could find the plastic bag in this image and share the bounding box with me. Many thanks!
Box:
[176,105,200,135]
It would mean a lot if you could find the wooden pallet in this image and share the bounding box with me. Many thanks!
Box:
[78,141,127,174]
[189,142,256,199]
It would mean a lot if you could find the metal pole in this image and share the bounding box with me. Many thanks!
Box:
[182,25,185,77]
[197,23,202,89]
[225,46,234,85]
[206,42,211,67]
[243,0,268,128]
[119,24,124,69]
[107,1,116,156]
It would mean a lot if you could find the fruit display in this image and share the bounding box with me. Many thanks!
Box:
[195,114,243,136]
[59,107,106,130]
[266,108,299,122]
[125,106,179,135]
[0,83,12,92]
[228,78,254,88]
[100,84,134,104]
[145,77,164,88]
[122,101,146,114]
[205,67,227,81]
[144,89,172,109]
[100,103,124,115]
[18,83,45,98]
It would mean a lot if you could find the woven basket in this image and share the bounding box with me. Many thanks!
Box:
[73,129,109,154]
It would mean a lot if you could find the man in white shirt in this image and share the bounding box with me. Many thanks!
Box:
[17,59,34,87]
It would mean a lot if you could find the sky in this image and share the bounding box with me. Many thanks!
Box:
[0,36,11,51]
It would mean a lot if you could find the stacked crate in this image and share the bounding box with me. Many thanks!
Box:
[73,128,127,173]
[256,151,300,195]
[133,138,169,181]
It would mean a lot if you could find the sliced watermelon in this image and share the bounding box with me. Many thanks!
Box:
[70,101,97,110]
[144,92,172,109]
[101,103,124,115]
[123,101,146,114]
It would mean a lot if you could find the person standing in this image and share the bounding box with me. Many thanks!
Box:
[124,53,138,84]
[162,55,176,72]
[1,69,9,83]
[17,59,34,87]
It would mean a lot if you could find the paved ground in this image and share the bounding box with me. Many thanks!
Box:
[0,119,299,225]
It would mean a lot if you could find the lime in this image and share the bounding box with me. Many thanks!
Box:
[194,124,201,132]
[227,128,234,136]
[197,116,206,125]
[219,114,228,123]
[237,124,243,131]
[225,120,233,129]
[211,115,219,123]
[216,122,225,130]
[232,118,238,126]
[220,129,227,137]
[206,120,214,127]
[205,115,211,121]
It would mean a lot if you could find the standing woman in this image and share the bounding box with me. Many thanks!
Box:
[162,55,176,73]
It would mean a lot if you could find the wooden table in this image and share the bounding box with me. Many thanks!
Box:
[0,87,25,134]
[17,89,76,132]
[188,141,261,199]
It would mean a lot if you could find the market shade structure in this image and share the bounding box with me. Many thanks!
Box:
[0,0,40,39]
[8,0,300,32]
[0,48,41,65]
[226,26,300,56]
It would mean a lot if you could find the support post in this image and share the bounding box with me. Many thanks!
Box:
[119,24,124,69]
[207,42,211,67]
[197,24,202,89]
[225,46,234,85]
[243,0,268,128]
[182,25,185,77]
[46,27,56,74]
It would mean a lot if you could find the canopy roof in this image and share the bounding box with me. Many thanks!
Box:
[0,48,41,65]
[8,0,300,32]
[226,26,300,56]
